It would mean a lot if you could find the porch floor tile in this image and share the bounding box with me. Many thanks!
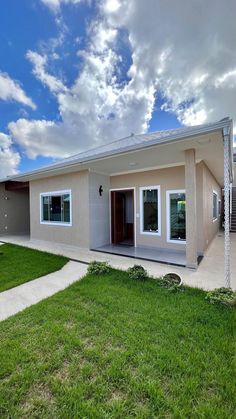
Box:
[92,244,186,267]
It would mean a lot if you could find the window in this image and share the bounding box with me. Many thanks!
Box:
[140,186,160,235]
[213,191,218,220]
[167,190,186,243]
[41,190,71,225]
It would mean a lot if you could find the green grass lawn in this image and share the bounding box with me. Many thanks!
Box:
[0,243,68,292]
[0,270,235,418]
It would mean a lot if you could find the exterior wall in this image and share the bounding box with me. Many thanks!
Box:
[110,166,187,251]
[110,163,220,254]
[28,161,221,253]
[233,162,236,186]
[196,162,204,255]
[201,162,222,251]
[89,172,110,248]
[0,183,30,235]
[30,171,90,247]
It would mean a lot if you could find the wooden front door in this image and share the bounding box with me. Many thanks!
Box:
[111,191,125,243]
[111,190,134,245]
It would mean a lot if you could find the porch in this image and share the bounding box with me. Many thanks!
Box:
[92,244,187,267]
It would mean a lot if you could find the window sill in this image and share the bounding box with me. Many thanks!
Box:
[140,231,161,236]
[167,239,186,244]
[40,221,72,227]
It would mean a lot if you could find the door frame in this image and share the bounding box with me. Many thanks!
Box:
[109,187,136,247]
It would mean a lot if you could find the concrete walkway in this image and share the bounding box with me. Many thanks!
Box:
[0,261,88,322]
[0,233,235,291]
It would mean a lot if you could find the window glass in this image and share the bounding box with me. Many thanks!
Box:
[213,193,218,219]
[41,192,71,223]
[50,196,62,222]
[169,193,186,241]
[63,194,70,222]
[42,196,49,221]
[142,188,158,232]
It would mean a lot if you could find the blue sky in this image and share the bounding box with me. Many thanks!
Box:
[0,0,99,172]
[0,0,235,176]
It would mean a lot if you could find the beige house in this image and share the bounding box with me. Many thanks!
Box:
[0,118,234,282]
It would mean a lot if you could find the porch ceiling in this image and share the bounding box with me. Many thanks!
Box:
[88,131,224,184]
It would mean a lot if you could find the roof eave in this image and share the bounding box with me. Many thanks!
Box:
[2,118,232,183]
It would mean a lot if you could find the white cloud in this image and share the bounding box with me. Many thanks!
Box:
[41,0,83,13]
[0,72,36,109]
[0,133,20,177]
[26,50,66,94]
[8,0,236,162]
[104,0,236,128]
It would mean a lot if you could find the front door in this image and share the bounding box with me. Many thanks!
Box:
[111,190,134,245]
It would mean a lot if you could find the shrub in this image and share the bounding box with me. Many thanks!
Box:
[205,287,236,307]
[87,261,111,275]
[127,265,148,281]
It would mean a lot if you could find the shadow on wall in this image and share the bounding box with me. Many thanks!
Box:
[0,181,30,235]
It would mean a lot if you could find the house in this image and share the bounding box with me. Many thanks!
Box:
[0,118,234,283]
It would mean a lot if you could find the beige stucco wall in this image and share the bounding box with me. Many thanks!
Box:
[201,162,222,252]
[110,163,221,254]
[30,171,90,247]
[233,162,236,186]
[28,161,221,254]
[0,183,30,235]
[89,172,110,249]
[110,166,187,251]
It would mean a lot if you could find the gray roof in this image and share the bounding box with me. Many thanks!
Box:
[2,117,233,182]
[38,118,233,165]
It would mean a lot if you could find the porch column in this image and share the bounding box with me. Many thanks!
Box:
[185,149,198,268]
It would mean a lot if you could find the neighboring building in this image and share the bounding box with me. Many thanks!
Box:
[0,118,234,276]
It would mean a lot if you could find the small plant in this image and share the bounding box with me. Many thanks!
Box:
[159,273,183,292]
[127,265,148,281]
[205,287,236,307]
[87,261,111,275]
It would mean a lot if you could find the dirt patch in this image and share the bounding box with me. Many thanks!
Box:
[20,382,56,417]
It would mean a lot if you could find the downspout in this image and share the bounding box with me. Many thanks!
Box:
[223,125,231,288]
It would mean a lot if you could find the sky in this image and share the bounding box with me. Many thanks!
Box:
[0,0,235,177]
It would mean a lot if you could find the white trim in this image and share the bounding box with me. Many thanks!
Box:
[109,187,136,247]
[166,189,186,244]
[212,190,218,222]
[40,189,72,226]
[139,185,161,236]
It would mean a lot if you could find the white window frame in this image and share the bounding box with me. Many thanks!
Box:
[140,185,161,236]
[166,189,186,244]
[40,189,72,226]
[213,190,218,222]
